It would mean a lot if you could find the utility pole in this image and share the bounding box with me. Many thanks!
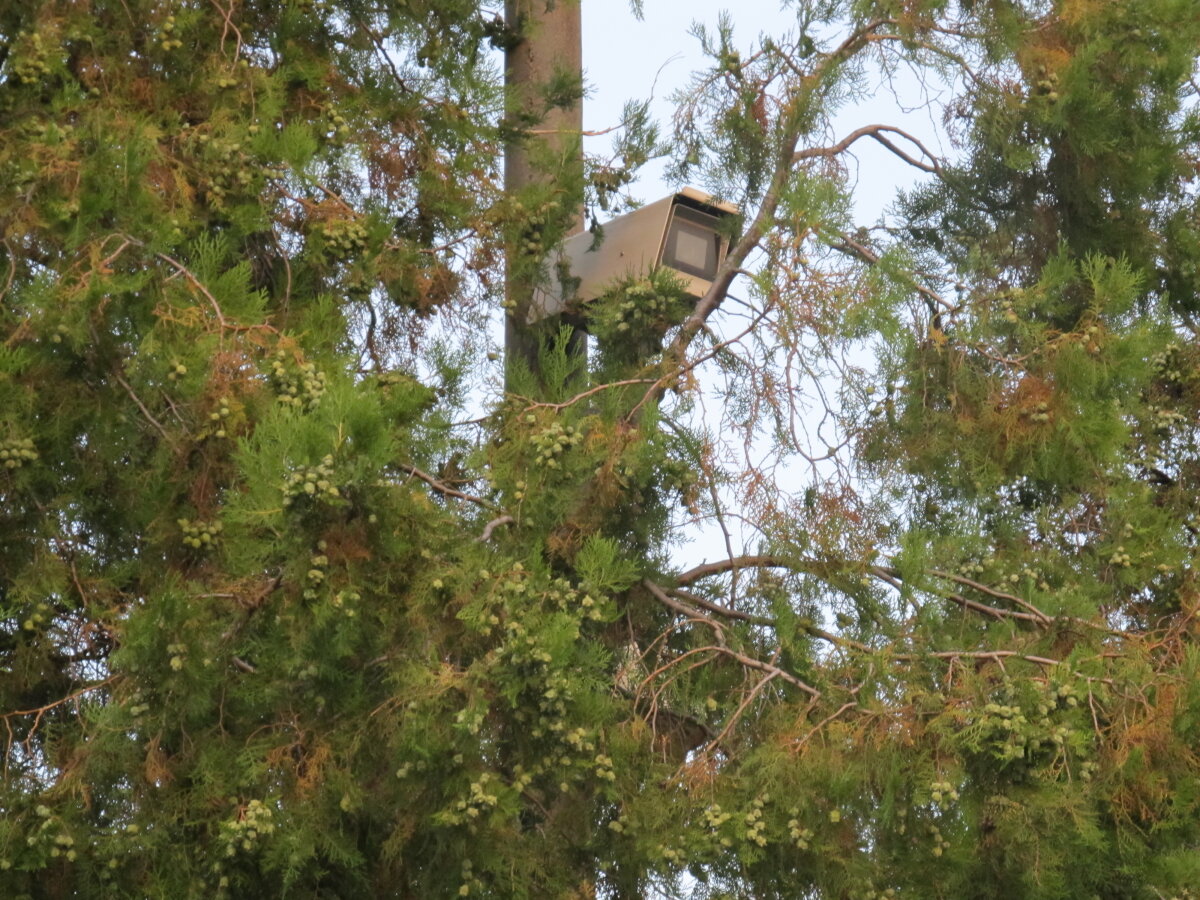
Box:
[504,0,585,391]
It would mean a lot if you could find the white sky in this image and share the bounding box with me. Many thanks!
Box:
[581,0,953,222]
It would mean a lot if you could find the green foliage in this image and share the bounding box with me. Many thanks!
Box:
[587,268,692,373]
[2,1,1200,899]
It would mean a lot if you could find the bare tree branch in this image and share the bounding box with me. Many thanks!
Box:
[794,123,942,173]
[644,579,727,646]
[478,515,515,542]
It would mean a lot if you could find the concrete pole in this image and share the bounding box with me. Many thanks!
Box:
[504,0,584,389]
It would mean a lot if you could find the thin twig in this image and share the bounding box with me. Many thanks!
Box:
[349,11,412,96]
[703,671,778,756]
[2,675,120,759]
[396,463,500,511]
[794,701,857,750]
[910,650,1060,666]
[97,236,133,272]
[154,251,229,330]
[626,305,771,423]
[518,377,659,414]
[0,240,16,305]
[209,0,243,60]
[675,554,1052,628]
[824,226,955,312]
[113,372,176,447]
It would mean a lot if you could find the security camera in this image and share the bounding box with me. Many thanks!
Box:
[531,187,740,324]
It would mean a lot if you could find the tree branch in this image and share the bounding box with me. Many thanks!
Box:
[478,514,515,542]
[675,554,1051,627]
[644,579,726,646]
[643,580,820,698]
[927,568,1052,625]
[667,587,773,626]
[702,670,779,756]
[113,372,176,448]
[824,226,955,312]
[396,463,500,511]
[676,554,796,586]
[794,123,942,173]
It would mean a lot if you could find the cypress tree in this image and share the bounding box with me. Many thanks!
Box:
[2,2,1199,897]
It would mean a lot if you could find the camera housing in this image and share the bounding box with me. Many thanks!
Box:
[531,188,740,324]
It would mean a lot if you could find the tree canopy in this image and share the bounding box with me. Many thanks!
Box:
[2,1,1200,898]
